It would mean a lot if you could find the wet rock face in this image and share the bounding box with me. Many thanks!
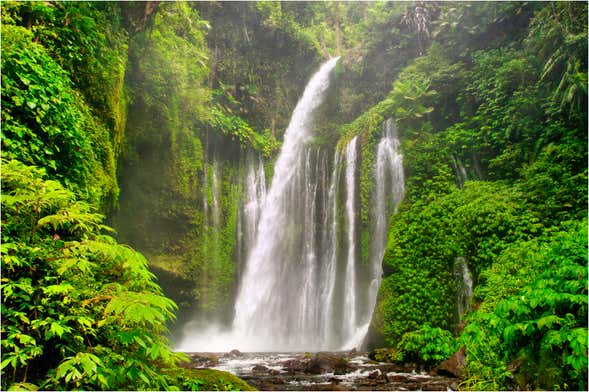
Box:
[227,349,243,357]
[436,347,466,378]
[305,352,351,375]
[187,353,219,367]
[252,364,270,374]
[185,351,459,391]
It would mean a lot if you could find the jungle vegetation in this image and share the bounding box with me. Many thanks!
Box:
[1,1,587,390]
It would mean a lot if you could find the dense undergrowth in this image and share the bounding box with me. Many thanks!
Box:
[342,3,587,390]
[1,160,193,390]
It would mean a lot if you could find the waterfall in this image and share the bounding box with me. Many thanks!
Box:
[243,154,266,256]
[454,256,473,321]
[367,119,404,315]
[342,136,359,341]
[178,57,414,353]
[236,153,266,279]
[319,151,340,349]
[231,57,340,351]
[451,154,468,187]
[342,119,405,349]
[177,58,339,352]
[211,161,221,229]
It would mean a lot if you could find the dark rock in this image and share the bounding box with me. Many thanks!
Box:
[360,379,378,387]
[260,377,285,385]
[269,368,280,375]
[281,359,305,373]
[380,363,407,373]
[368,370,381,379]
[310,383,348,391]
[228,349,243,357]
[252,364,269,374]
[436,347,466,378]
[305,352,350,375]
[388,374,410,382]
[421,381,447,391]
[189,353,219,368]
[257,382,278,390]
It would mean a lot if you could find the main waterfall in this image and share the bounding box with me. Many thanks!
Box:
[233,58,339,351]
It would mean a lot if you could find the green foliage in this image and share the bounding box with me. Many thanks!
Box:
[196,1,322,135]
[210,106,280,157]
[188,369,256,391]
[528,2,587,127]
[0,160,205,390]
[1,24,118,209]
[374,181,540,345]
[397,325,460,367]
[367,3,587,391]
[189,162,242,314]
[1,2,129,124]
[371,348,404,363]
[255,2,323,56]
[461,221,588,390]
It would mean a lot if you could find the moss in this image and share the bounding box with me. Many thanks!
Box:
[188,369,256,391]
[1,24,119,212]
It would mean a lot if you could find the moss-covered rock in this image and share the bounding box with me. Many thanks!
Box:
[188,369,256,391]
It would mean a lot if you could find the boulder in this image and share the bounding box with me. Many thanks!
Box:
[305,352,350,375]
[436,347,466,378]
[388,374,410,383]
[281,359,306,374]
[252,364,269,374]
[189,353,219,368]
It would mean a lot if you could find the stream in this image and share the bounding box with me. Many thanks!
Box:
[184,351,458,391]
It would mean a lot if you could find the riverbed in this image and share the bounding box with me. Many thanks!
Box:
[184,351,459,391]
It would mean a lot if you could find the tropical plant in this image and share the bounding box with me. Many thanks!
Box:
[397,325,460,367]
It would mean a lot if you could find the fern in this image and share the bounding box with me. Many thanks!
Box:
[2,160,194,390]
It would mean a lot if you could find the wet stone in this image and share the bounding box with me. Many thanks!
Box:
[251,364,269,374]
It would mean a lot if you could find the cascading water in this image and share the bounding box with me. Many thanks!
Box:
[454,256,473,321]
[233,58,339,351]
[451,154,468,187]
[342,136,359,343]
[244,155,267,256]
[211,161,221,229]
[342,119,405,349]
[319,151,341,348]
[236,153,266,279]
[367,119,404,316]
